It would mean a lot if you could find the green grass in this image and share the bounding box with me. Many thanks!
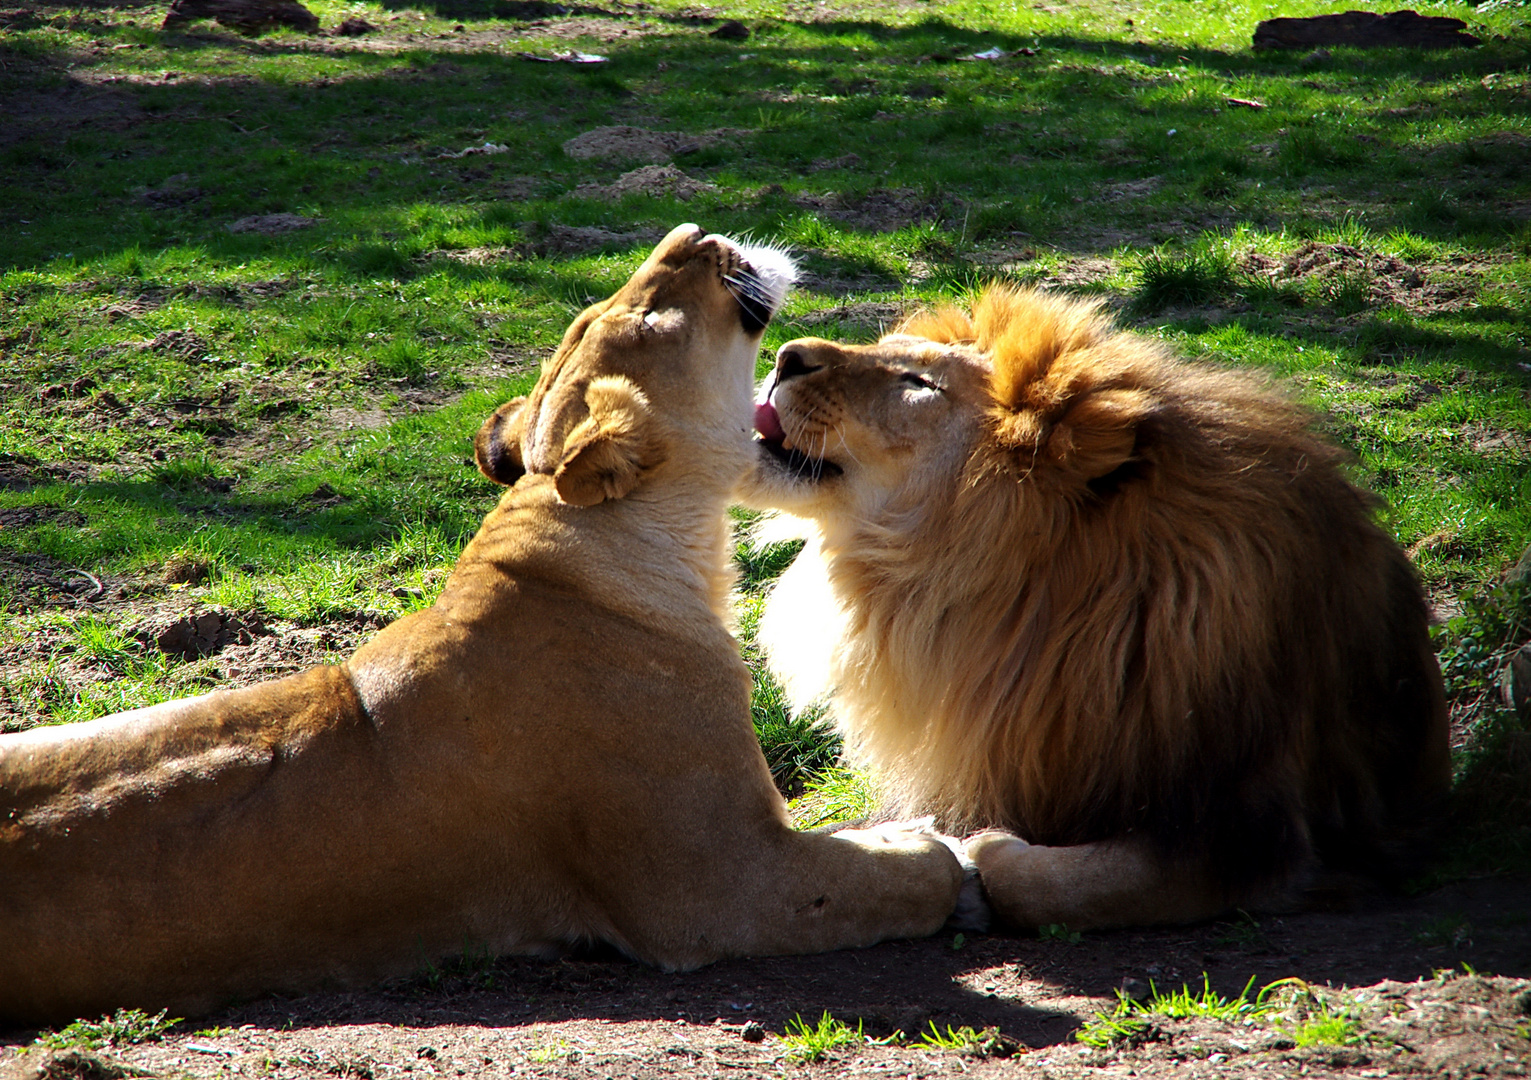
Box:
[915,1023,1017,1057]
[1076,975,1275,1048]
[37,1008,181,1050]
[1077,975,1383,1052]
[1,0,1529,866]
[779,1012,867,1063]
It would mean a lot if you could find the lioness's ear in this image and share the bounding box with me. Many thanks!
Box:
[553,377,668,507]
[474,397,529,486]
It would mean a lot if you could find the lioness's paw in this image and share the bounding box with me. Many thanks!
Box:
[833,815,939,846]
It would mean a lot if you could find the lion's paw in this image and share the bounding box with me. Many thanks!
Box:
[964,829,1030,866]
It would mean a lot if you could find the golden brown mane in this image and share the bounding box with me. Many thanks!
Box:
[748,284,1449,922]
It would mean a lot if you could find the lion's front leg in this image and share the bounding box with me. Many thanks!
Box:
[965,830,1228,931]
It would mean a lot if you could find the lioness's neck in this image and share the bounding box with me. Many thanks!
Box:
[447,475,738,636]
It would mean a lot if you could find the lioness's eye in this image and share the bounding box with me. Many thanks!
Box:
[900,371,941,392]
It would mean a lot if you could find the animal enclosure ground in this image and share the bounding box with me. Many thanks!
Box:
[3,876,1530,1079]
[2,0,1531,1074]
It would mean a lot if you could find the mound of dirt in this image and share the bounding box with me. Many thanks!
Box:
[797,300,908,338]
[141,609,271,660]
[523,223,662,257]
[226,213,320,235]
[1244,241,1486,315]
[561,126,740,164]
[572,165,716,202]
[139,329,209,360]
[793,187,949,233]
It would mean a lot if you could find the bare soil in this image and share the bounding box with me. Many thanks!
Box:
[2,876,1529,1079]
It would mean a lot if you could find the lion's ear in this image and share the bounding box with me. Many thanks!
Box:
[475,397,530,486]
[553,377,668,507]
[995,388,1154,483]
[1049,388,1154,481]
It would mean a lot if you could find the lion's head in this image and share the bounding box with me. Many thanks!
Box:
[475,223,795,506]
[741,284,1447,908]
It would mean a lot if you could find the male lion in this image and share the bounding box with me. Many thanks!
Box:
[0,225,964,1025]
[741,284,1450,931]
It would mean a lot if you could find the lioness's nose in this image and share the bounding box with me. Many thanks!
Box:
[775,343,823,382]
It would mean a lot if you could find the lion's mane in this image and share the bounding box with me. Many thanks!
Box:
[768,286,1449,900]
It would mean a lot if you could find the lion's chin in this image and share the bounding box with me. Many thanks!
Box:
[753,435,844,482]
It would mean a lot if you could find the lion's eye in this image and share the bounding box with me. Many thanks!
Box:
[900,371,941,392]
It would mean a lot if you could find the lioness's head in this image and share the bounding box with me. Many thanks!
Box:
[477,224,795,506]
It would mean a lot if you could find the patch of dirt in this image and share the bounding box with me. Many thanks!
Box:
[792,187,948,233]
[0,75,144,147]
[561,125,742,164]
[226,213,321,235]
[426,245,519,266]
[141,609,271,660]
[134,172,203,209]
[807,152,864,172]
[531,223,664,257]
[1097,176,1164,202]
[795,300,909,338]
[0,454,90,492]
[1244,242,1493,316]
[1,877,1526,1079]
[572,165,716,202]
[139,329,211,360]
[0,588,389,732]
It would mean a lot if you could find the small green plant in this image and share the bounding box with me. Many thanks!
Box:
[1077,974,1274,1049]
[787,766,876,829]
[916,1023,1017,1057]
[1316,269,1375,314]
[1213,909,1265,948]
[38,1009,181,1050]
[1133,247,1236,310]
[1414,915,1473,948]
[1142,975,1268,1021]
[1289,1007,1361,1048]
[1039,923,1082,944]
[1434,580,1530,705]
[525,1039,574,1064]
[780,1012,866,1063]
[1075,1004,1153,1049]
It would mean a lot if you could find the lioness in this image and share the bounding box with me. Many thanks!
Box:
[742,284,1450,931]
[0,225,964,1025]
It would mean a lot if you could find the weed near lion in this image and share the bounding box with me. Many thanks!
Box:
[779,1012,868,1063]
[37,1008,181,1051]
[1076,975,1274,1049]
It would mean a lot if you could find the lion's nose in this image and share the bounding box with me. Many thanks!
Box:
[775,344,822,382]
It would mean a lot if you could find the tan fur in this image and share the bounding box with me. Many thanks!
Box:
[0,226,963,1025]
[740,284,1450,931]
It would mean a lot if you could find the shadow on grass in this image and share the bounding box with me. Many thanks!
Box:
[5,15,1529,273]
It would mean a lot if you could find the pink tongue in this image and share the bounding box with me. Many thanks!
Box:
[754,402,785,441]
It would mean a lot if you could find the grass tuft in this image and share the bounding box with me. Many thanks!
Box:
[1132,247,1237,310]
[780,1013,866,1063]
[38,1009,181,1051]
[916,1023,1018,1057]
